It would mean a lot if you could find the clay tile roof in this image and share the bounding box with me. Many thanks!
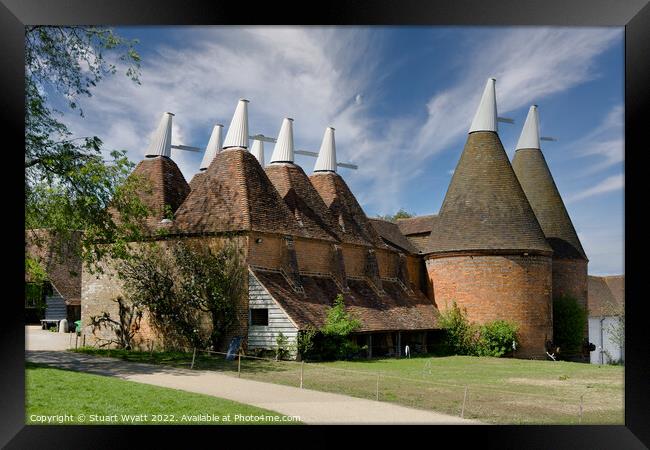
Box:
[25,229,82,304]
[188,171,206,191]
[309,172,386,248]
[425,131,552,255]
[252,269,440,332]
[512,148,587,260]
[172,149,306,236]
[129,156,191,228]
[265,164,340,242]
[396,215,437,236]
[368,218,419,254]
[588,275,624,317]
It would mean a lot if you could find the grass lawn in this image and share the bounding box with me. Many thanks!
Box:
[26,362,301,425]
[72,348,624,425]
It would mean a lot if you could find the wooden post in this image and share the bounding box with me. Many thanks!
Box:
[579,394,584,424]
[238,352,241,378]
[190,348,196,370]
[82,334,85,347]
[461,385,468,418]
[300,361,304,389]
[75,334,78,349]
[376,372,380,401]
[397,332,401,358]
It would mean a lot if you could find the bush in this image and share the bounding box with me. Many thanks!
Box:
[476,320,518,357]
[275,332,289,361]
[438,301,519,357]
[298,295,364,361]
[437,301,478,355]
[553,295,587,355]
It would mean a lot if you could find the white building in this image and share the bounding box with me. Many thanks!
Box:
[588,275,624,365]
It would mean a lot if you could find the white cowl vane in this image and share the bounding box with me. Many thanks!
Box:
[314,127,337,172]
[222,99,250,150]
[199,124,223,170]
[516,105,541,150]
[469,78,498,133]
[145,112,174,158]
[269,118,295,164]
[251,138,265,166]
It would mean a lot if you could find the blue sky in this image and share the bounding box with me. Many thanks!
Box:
[60,26,624,275]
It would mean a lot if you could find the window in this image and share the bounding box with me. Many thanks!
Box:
[250,308,269,326]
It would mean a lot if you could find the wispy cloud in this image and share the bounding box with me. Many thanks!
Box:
[59,26,620,216]
[351,27,621,213]
[566,104,624,176]
[63,27,383,179]
[567,174,624,203]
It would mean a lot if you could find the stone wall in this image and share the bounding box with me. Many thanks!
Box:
[426,253,553,358]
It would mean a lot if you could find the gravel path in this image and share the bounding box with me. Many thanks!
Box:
[26,349,481,425]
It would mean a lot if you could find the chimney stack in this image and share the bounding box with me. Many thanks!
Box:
[469,78,498,134]
[222,99,250,150]
[314,127,337,173]
[199,124,224,170]
[270,118,295,164]
[145,112,174,158]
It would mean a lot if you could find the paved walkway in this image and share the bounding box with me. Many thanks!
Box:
[25,325,77,351]
[26,350,480,425]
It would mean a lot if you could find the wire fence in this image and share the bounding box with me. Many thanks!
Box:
[173,347,621,424]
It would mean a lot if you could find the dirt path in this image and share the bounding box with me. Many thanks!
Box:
[26,350,481,425]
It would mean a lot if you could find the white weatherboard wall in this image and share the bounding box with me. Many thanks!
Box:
[247,271,298,351]
[588,316,624,364]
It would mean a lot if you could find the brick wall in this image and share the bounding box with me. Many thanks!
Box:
[81,236,250,352]
[341,245,366,277]
[552,257,589,345]
[376,248,398,279]
[426,253,553,359]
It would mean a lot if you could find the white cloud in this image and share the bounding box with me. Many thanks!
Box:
[567,174,624,203]
[59,26,621,215]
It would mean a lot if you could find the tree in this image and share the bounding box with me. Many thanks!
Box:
[376,208,414,222]
[117,239,246,350]
[25,26,149,273]
[89,296,143,349]
[553,295,588,356]
[317,294,362,360]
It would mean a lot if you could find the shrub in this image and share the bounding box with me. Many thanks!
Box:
[476,320,519,357]
[275,332,289,361]
[553,295,587,355]
[318,295,363,360]
[296,326,317,360]
[437,301,478,355]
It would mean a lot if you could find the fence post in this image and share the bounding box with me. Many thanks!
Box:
[579,394,584,424]
[376,372,380,401]
[82,334,85,347]
[190,348,196,370]
[238,352,241,378]
[300,360,304,389]
[461,385,468,418]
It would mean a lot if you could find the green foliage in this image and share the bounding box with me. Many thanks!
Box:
[275,332,289,361]
[376,208,415,222]
[296,326,317,359]
[438,301,518,357]
[437,301,478,355]
[553,295,588,355]
[304,295,363,361]
[476,320,519,357]
[25,26,148,273]
[117,239,246,350]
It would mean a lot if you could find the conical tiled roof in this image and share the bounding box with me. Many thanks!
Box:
[425,131,552,255]
[188,171,206,191]
[129,156,191,227]
[173,148,306,236]
[512,146,587,260]
[265,163,340,242]
[309,172,386,248]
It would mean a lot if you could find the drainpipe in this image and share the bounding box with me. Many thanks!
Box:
[600,317,605,365]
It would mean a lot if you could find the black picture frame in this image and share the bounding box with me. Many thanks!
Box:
[3,0,648,447]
